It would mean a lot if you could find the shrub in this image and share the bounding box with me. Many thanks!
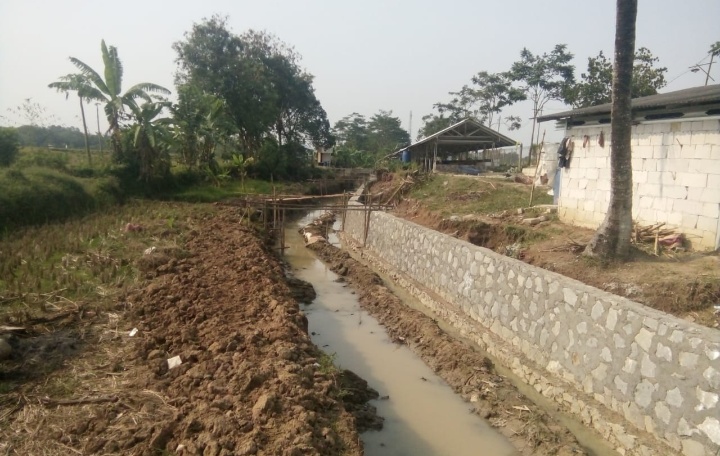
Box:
[0,127,20,166]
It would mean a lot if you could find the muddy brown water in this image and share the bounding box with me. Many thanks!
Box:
[285,212,518,456]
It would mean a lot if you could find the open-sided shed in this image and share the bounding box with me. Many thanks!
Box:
[394,118,518,171]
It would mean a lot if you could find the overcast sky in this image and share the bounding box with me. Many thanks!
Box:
[0,0,718,146]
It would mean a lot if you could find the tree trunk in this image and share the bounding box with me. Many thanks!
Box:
[584,0,637,259]
[79,96,91,167]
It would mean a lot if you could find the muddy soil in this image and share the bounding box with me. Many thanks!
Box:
[1,207,375,456]
[302,227,586,456]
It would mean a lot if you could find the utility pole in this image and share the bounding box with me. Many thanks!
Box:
[95,103,102,154]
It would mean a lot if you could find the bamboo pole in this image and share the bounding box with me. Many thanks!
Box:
[528,131,546,207]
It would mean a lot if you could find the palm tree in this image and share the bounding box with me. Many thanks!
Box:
[48,74,94,166]
[60,40,170,161]
[584,0,637,259]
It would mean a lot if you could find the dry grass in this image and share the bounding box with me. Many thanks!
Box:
[0,200,215,454]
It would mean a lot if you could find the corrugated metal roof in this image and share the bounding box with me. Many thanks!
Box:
[538,84,720,122]
[392,117,517,157]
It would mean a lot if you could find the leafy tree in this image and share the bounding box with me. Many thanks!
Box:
[584,0,637,259]
[333,113,370,151]
[470,71,526,127]
[509,44,575,162]
[332,111,409,166]
[703,41,720,85]
[0,127,20,166]
[419,71,524,139]
[174,17,332,174]
[367,110,410,154]
[417,114,454,139]
[568,48,667,107]
[57,40,170,162]
[15,125,90,149]
[168,83,230,168]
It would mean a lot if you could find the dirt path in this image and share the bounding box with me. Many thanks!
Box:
[1,206,373,455]
[302,220,587,456]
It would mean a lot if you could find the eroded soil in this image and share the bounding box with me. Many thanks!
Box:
[1,206,373,455]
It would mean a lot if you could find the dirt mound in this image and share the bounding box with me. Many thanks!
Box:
[306,240,585,456]
[1,208,371,456]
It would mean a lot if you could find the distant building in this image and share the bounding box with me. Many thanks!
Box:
[316,147,333,166]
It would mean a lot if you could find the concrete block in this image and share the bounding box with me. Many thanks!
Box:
[596,157,609,168]
[646,171,662,184]
[638,183,661,198]
[642,159,658,172]
[651,197,669,211]
[681,214,699,229]
[633,170,648,184]
[638,196,654,209]
[700,188,720,204]
[701,119,720,131]
[690,132,707,145]
[687,187,704,202]
[703,159,720,175]
[638,208,657,223]
[702,202,720,218]
[599,168,611,180]
[674,199,704,216]
[674,131,692,146]
[665,159,689,173]
[712,145,720,160]
[597,179,611,191]
[680,145,697,159]
[653,145,669,160]
[666,144,683,159]
[680,121,694,132]
[661,133,674,146]
[667,211,683,225]
[690,120,704,131]
[697,215,718,232]
[663,185,688,200]
[678,172,708,188]
[709,174,720,189]
[658,172,679,186]
[650,134,663,146]
[655,210,668,223]
[586,168,600,180]
[636,144,653,157]
[692,146,712,160]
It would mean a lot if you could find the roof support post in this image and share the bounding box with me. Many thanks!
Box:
[433,138,438,173]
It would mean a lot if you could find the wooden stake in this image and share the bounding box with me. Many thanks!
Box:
[529,131,546,207]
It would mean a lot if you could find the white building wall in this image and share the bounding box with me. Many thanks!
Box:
[557,118,720,250]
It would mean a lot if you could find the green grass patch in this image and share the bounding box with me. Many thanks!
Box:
[166,178,290,202]
[0,166,122,230]
[409,174,553,216]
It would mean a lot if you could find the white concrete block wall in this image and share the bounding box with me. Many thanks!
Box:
[556,118,720,250]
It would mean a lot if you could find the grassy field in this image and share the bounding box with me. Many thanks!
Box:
[407,174,553,216]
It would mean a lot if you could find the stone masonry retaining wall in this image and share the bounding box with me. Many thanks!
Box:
[342,207,720,456]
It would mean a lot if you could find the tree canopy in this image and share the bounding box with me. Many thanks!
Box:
[173,16,333,157]
[567,47,667,107]
[331,111,409,168]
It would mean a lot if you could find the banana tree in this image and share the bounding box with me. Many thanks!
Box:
[59,40,170,162]
[126,100,172,181]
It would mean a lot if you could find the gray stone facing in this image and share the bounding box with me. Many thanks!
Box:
[342,206,720,455]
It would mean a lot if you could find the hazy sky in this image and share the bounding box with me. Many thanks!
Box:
[0,0,718,146]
